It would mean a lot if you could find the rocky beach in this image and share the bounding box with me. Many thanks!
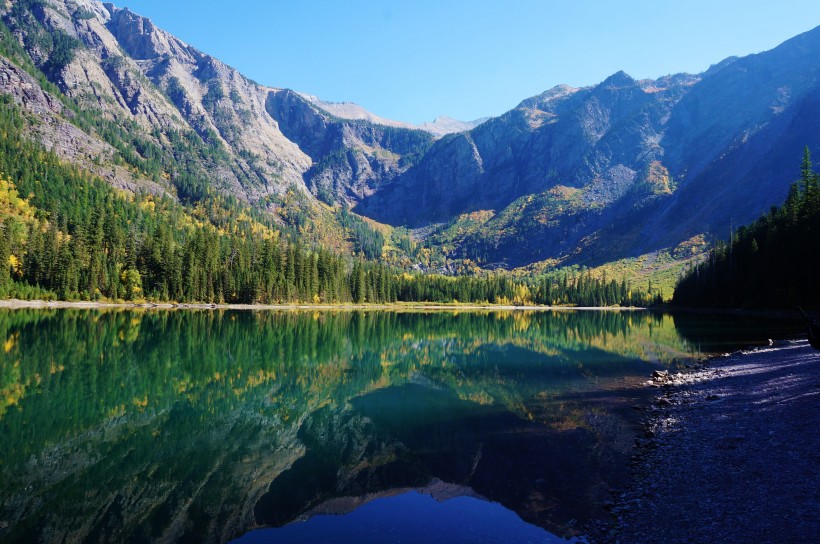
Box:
[592,340,820,543]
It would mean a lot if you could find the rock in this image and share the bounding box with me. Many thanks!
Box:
[652,370,669,379]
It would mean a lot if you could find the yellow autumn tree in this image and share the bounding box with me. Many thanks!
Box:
[120,268,143,301]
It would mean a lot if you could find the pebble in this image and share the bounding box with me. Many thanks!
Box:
[585,341,820,544]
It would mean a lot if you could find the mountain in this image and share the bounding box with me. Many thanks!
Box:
[418,115,489,137]
[355,73,700,266]
[2,0,820,273]
[298,94,488,137]
[0,0,434,248]
[357,26,820,268]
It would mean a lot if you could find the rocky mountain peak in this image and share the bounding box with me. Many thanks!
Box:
[637,73,700,93]
[517,84,579,110]
[599,70,637,89]
[103,3,196,62]
[418,116,488,136]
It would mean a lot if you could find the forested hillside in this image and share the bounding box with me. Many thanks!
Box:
[4,0,819,305]
[673,149,820,309]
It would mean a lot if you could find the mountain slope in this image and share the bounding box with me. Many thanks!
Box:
[355,72,700,266]
[355,27,820,268]
[0,0,432,216]
[2,0,820,273]
[265,89,434,205]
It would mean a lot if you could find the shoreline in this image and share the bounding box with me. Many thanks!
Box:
[589,339,820,543]
[0,299,649,312]
[0,299,806,319]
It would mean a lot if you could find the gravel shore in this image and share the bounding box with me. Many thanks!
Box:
[593,339,820,543]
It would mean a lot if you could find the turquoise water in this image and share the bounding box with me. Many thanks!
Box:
[0,309,793,543]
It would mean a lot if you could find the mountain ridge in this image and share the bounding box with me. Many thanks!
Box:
[296,92,488,137]
[356,24,820,267]
[2,0,819,273]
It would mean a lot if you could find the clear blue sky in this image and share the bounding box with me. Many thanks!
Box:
[118,0,820,124]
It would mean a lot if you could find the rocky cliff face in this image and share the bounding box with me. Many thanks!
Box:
[265,88,434,203]
[101,3,318,199]
[0,0,429,210]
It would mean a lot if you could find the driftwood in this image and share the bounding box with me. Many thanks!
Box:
[798,306,820,350]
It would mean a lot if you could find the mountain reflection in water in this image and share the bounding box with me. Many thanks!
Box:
[0,309,790,543]
[239,489,580,544]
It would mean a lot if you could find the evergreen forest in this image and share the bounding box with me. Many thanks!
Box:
[673,148,820,309]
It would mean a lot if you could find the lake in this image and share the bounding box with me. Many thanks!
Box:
[0,309,796,543]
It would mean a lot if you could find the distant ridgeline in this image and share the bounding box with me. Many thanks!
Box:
[673,148,820,309]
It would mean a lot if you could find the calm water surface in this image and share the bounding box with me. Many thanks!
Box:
[0,309,796,543]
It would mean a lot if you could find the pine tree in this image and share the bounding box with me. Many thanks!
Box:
[801,145,815,196]
[354,261,366,303]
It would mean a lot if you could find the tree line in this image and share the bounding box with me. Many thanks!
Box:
[530,271,659,307]
[673,147,820,309]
